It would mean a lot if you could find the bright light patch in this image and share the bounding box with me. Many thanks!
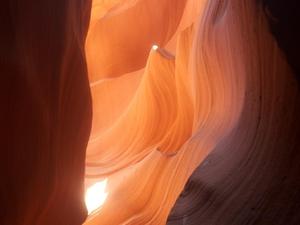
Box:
[85,179,108,214]
[152,45,158,50]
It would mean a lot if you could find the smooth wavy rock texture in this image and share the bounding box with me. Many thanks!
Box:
[2,0,300,225]
[85,0,300,224]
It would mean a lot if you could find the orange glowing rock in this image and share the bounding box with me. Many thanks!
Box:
[85,0,187,81]
[2,0,300,224]
[84,0,300,225]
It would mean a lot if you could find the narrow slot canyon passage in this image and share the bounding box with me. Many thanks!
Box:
[1,0,300,225]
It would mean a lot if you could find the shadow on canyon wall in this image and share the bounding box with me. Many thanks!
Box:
[167,1,300,225]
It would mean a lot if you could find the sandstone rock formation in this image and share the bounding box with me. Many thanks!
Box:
[1,1,92,224]
[1,0,300,225]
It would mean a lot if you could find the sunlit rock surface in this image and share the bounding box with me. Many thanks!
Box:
[85,0,300,224]
[2,0,300,225]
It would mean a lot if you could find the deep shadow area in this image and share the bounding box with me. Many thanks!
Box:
[262,0,300,81]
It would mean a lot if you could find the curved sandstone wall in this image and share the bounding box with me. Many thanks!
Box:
[1,0,299,225]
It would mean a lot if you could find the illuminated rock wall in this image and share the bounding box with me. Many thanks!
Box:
[85,0,300,224]
[168,1,300,224]
[1,0,300,225]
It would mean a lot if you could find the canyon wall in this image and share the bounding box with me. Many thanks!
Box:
[85,0,300,224]
[1,1,92,224]
[1,0,299,225]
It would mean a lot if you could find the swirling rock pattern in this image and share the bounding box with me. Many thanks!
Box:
[168,1,300,225]
[2,0,300,224]
[86,0,300,224]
